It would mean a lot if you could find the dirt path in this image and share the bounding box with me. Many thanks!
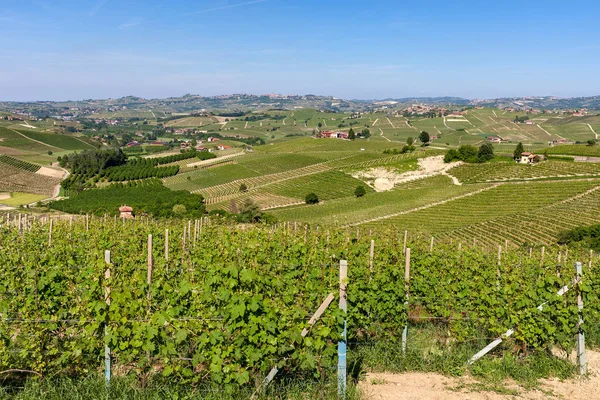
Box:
[537,124,552,136]
[360,350,600,400]
[471,114,486,124]
[244,121,248,129]
[386,117,395,128]
[282,118,286,125]
[443,117,455,131]
[588,124,598,139]
[372,118,379,127]
[493,110,498,117]
[150,111,156,118]
[379,128,391,142]
[9,128,60,150]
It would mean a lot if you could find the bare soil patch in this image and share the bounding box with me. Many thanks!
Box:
[360,350,600,400]
[37,166,66,178]
[0,146,23,155]
[352,156,462,191]
[0,193,10,201]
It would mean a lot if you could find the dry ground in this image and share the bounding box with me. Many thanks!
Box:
[359,350,600,399]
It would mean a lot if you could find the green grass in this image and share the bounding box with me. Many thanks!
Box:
[0,127,52,152]
[449,160,600,183]
[0,192,48,206]
[544,144,600,157]
[163,163,260,192]
[265,170,373,201]
[16,130,94,151]
[0,376,362,400]
[271,176,487,225]
[366,179,600,235]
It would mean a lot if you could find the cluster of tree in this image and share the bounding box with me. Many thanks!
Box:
[557,224,600,251]
[444,143,494,163]
[357,128,370,139]
[305,193,319,204]
[243,115,269,122]
[197,151,217,161]
[384,137,417,154]
[58,148,128,175]
[213,198,276,224]
[383,145,415,155]
[99,165,180,182]
[514,115,530,123]
[128,150,197,167]
[50,179,206,218]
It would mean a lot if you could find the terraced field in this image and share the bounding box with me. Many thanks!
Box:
[0,155,41,172]
[16,129,94,150]
[440,183,600,246]
[0,163,60,196]
[271,176,490,225]
[449,160,600,183]
[362,179,600,237]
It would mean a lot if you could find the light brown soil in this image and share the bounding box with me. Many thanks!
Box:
[0,193,10,201]
[352,156,462,191]
[0,146,23,155]
[36,166,66,178]
[359,350,600,400]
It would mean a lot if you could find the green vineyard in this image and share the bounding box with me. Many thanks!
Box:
[0,155,41,173]
[0,217,597,392]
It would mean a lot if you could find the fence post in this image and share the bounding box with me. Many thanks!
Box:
[104,250,111,383]
[430,237,434,252]
[369,240,374,278]
[402,248,411,355]
[576,261,586,375]
[147,234,153,303]
[338,260,348,399]
[403,230,407,254]
[48,218,53,247]
[165,229,169,261]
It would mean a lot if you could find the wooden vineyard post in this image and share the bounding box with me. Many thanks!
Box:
[86,214,89,232]
[541,246,545,262]
[403,230,407,254]
[402,248,411,355]
[48,218,53,247]
[165,229,169,261]
[147,235,153,304]
[529,247,533,258]
[255,293,336,398]
[497,245,502,265]
[188,220,191,242]
[104,250,111,383]
[458,242,462,252]
[576,261,587,375]
[369,240,375,278]
[430,237,434,252]
[338,260,348,399]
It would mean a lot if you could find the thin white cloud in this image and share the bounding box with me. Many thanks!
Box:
[119,17,142,29]
[89,0,110,16]
[182,0,267,16]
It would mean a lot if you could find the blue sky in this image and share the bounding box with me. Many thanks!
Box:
[1,0,599,101]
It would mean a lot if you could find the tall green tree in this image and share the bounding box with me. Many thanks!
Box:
[419,131,430,145]
[513,142,524,160]
[478,143,494,161]
[348,128,356,140]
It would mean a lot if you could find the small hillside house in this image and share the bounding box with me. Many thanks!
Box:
[119,205,134,219]
[519,152,538,165]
